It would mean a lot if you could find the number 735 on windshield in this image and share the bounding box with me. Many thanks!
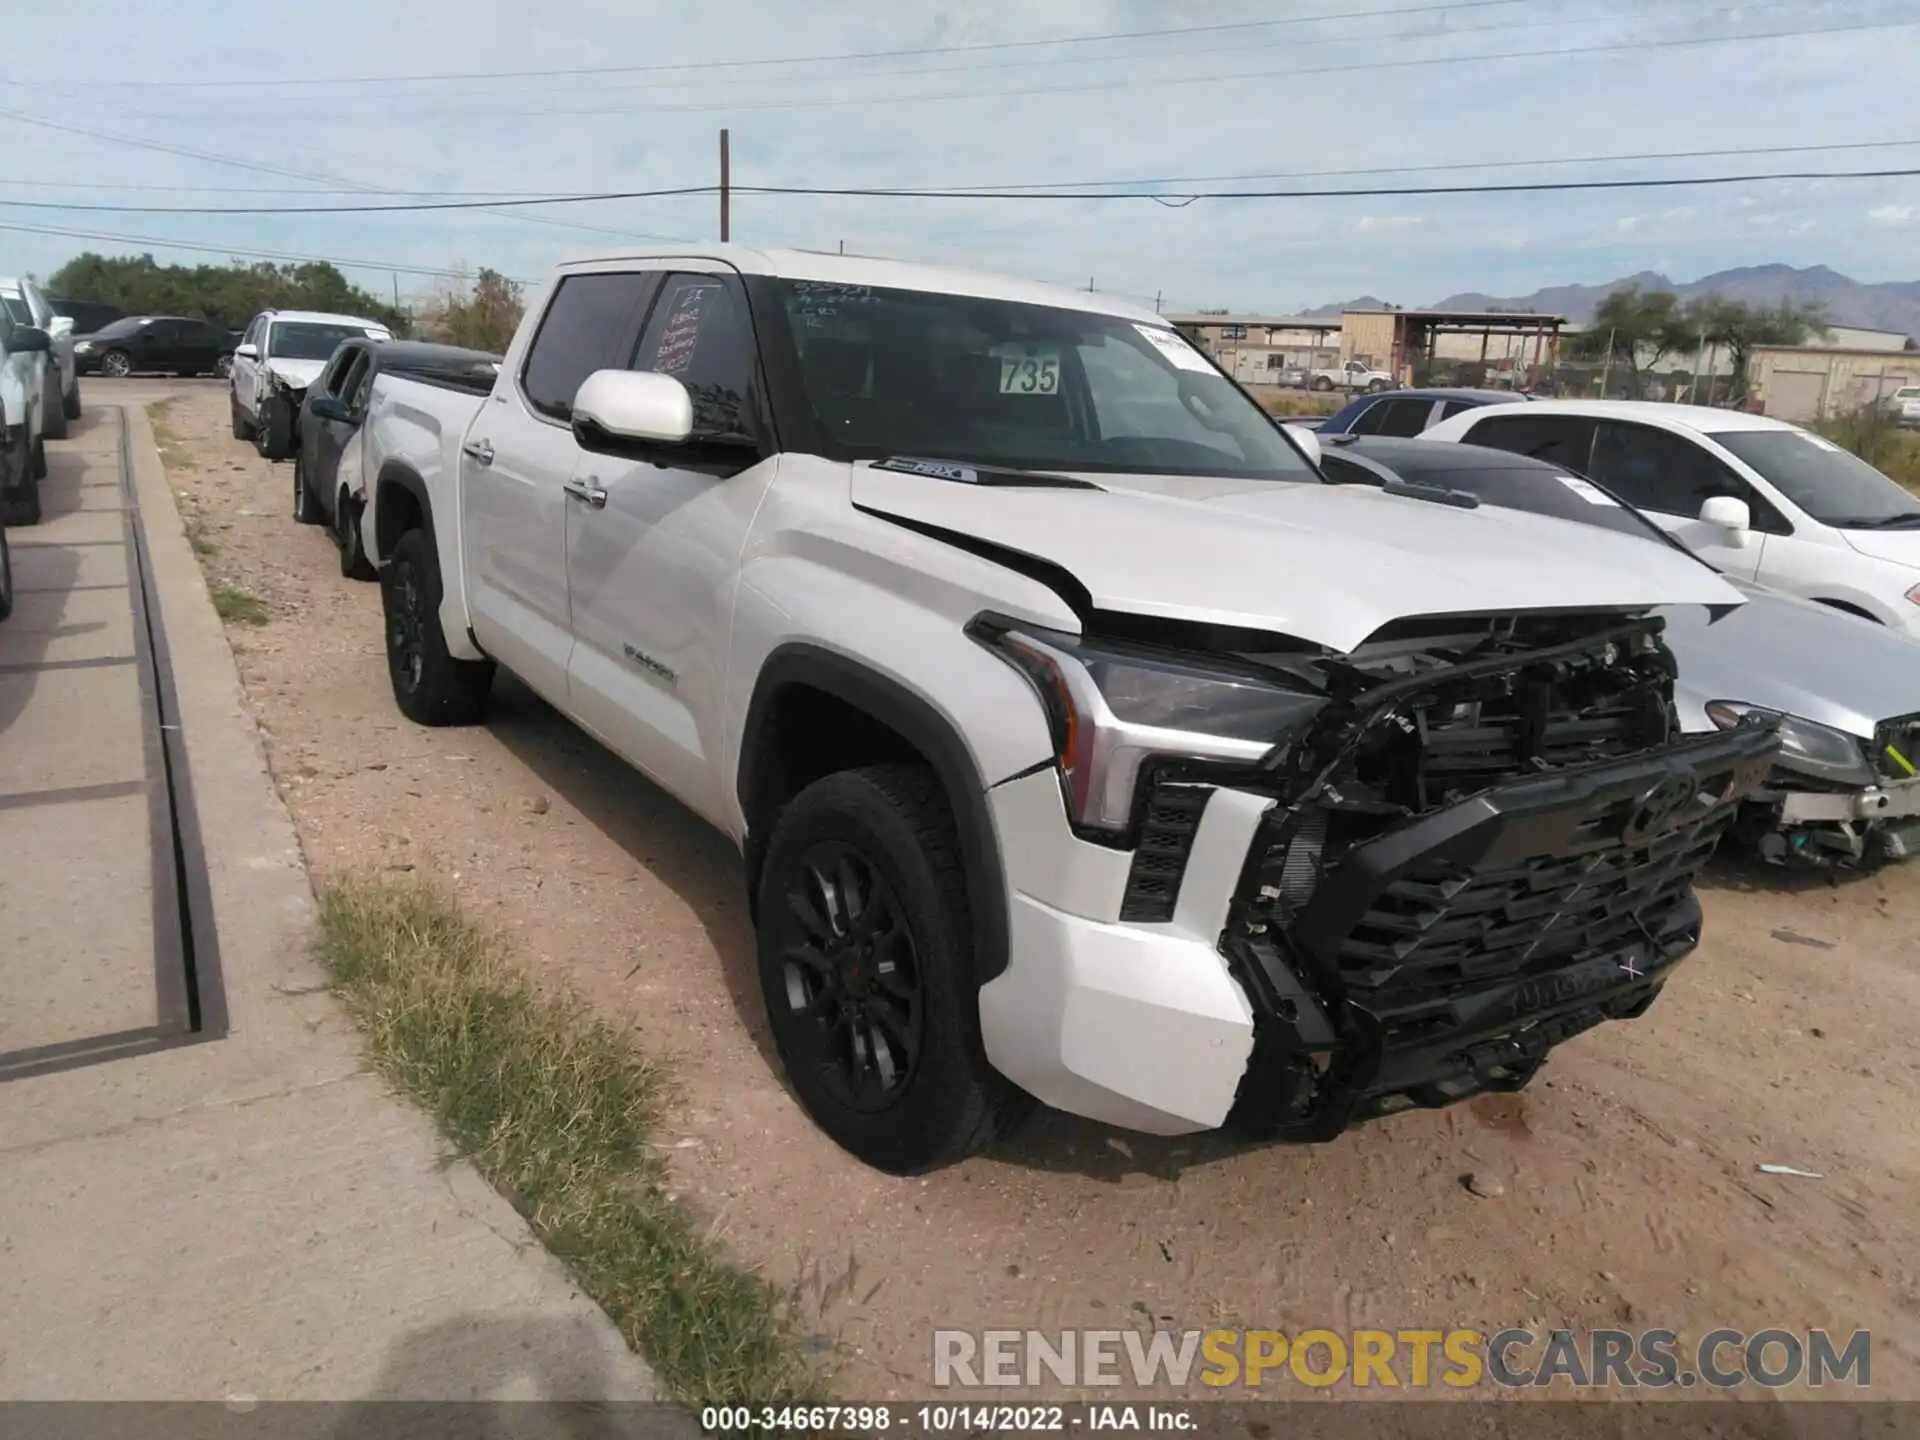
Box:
[994,344,1061,395]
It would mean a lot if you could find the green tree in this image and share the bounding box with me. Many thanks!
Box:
[1679,295,1830,403]
[44,252,407,333]
[415,266,524,353]
[1569,286,1687,396]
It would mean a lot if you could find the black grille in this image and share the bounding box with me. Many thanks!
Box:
[1335,805,1733,1007]
[1872,712,1920,783]
[1118,782,1214,922]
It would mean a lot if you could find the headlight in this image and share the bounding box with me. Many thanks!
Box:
[74,340,94,353]
[1705,700,1873,786]
[972,619,1324,838]
[1904,583,1920,606]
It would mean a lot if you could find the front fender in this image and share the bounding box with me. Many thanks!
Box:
[372,460,483,662]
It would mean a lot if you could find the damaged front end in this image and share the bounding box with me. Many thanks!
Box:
[986,607,1780,1141]
[1722,709,1920,868]
[257,370,307,460]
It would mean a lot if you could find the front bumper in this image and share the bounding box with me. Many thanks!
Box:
[977,725,1778,1137]
[1775,775,1920,825]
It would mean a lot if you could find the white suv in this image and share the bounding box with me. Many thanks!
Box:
[358,246,1778,1172]
[0,275,77,439]
[1423,399,1920,634]
[229,308,390,459]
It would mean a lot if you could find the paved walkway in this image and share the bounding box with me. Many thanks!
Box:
[0,392,669,1406]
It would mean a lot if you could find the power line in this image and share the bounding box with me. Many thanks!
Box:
[80,17,1913,122]
[106,0,1712,114]
[7,163,1917,217]
[0,217,539,283]
[6,135,1917,204]
[0,1,1523,89]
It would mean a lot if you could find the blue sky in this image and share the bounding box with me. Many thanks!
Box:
[2,0,1918,312]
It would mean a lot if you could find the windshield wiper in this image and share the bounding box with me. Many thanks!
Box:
[869,456,1103,491]
[1382,478,1480,510]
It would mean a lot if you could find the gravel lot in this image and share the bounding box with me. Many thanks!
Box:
[138,378,1920,1400]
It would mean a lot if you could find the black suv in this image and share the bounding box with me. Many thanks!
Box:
[73,315,238,378]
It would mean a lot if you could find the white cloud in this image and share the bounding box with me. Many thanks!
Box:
[1869,205,1916,226]
[1615,216,1644,233]
[1355,215,1425,234]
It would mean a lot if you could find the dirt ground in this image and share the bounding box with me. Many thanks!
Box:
[138,380,1920,1401]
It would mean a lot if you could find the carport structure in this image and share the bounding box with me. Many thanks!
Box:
[1345,308,1569,387]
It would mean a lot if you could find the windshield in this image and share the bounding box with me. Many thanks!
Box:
[268,321,383,361]
[1715,429,1920,528]
[772,279,1317,480]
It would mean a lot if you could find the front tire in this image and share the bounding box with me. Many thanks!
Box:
[30,437,46,480]
[755,764,1032,1174]
[1311,376,1334,392]
[3,429,39,526]
[63,384,81,422]
[257,396,295,460]
[382,528,494,726]
[337,493,375,581]
[44,372,68,441]
[99,349,132,378]
[215,356,233,379]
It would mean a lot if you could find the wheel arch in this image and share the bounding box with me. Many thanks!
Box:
[737,642,1013,989]
[372,459,434,560]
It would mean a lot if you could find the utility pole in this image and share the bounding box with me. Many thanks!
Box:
[1087,277,1094,292]
[719,128,731,242]
[839,240,845,255]
[1154,290,1162,313]
[1599,326,1616,396]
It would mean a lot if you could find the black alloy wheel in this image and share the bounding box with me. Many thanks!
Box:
[388,554,428,699]
[773,841,924,1111]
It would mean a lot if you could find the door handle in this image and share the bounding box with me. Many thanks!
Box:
[563,479,608,508]
[463,438,495,466]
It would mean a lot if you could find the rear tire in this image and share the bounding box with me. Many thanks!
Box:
[382,528,494,726]
[755,764,1032,1174]
[43,372,68,441]
[30,437,46,480]
[62,385,81,422]
[99,350,132,378]
[0,523,14,623]
[1311,376,1334,392]
[337,493,375,581]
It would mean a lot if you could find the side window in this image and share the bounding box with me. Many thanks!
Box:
[629,273,759,441]
[319,346,356,395]
[335,351,372,404]
[520,271,655,421]
[1438,399,1477,421]
[243,316,264,349]
[0,304,14,345]
[1588,421,1788,532]
[1373,398,1438,438]
[346,355,376,410]
[1347,400,1391,435]
[1462,414,1595,473]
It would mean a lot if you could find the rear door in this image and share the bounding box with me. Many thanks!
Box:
[313,347,372,518]
[463,267,656,703]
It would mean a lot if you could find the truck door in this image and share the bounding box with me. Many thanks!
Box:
[462,268,654,704]
[562,269,776,828]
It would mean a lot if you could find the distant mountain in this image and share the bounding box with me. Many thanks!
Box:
[1420,265,1920,339]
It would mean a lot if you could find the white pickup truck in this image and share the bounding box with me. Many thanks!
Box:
[1310,359,1396,393]
[355,244,1778,1174]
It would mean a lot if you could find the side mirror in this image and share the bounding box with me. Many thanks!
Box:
[309,395,354,424]
[47,315,73,339]
[234,342,259,360]
[1284,422,1323,467]
[571,369,694,449]
[1700,494,1753,546]
[10,326,51,354]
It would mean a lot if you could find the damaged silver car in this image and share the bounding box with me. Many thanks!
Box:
[1312,434,1920,866]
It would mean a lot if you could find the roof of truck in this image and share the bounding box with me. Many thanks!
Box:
[553,244,1167,325]
[1434,398,1798,436]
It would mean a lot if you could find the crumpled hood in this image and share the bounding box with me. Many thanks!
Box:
[264,358,326,392]
[1664,579,1920,737]
[1837,526,1920,569]
[850,465,1746,653]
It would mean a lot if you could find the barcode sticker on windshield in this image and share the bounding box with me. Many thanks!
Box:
[1554,474,1618,505]
[1134,323,1215,373]
[994,345,1061,395]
